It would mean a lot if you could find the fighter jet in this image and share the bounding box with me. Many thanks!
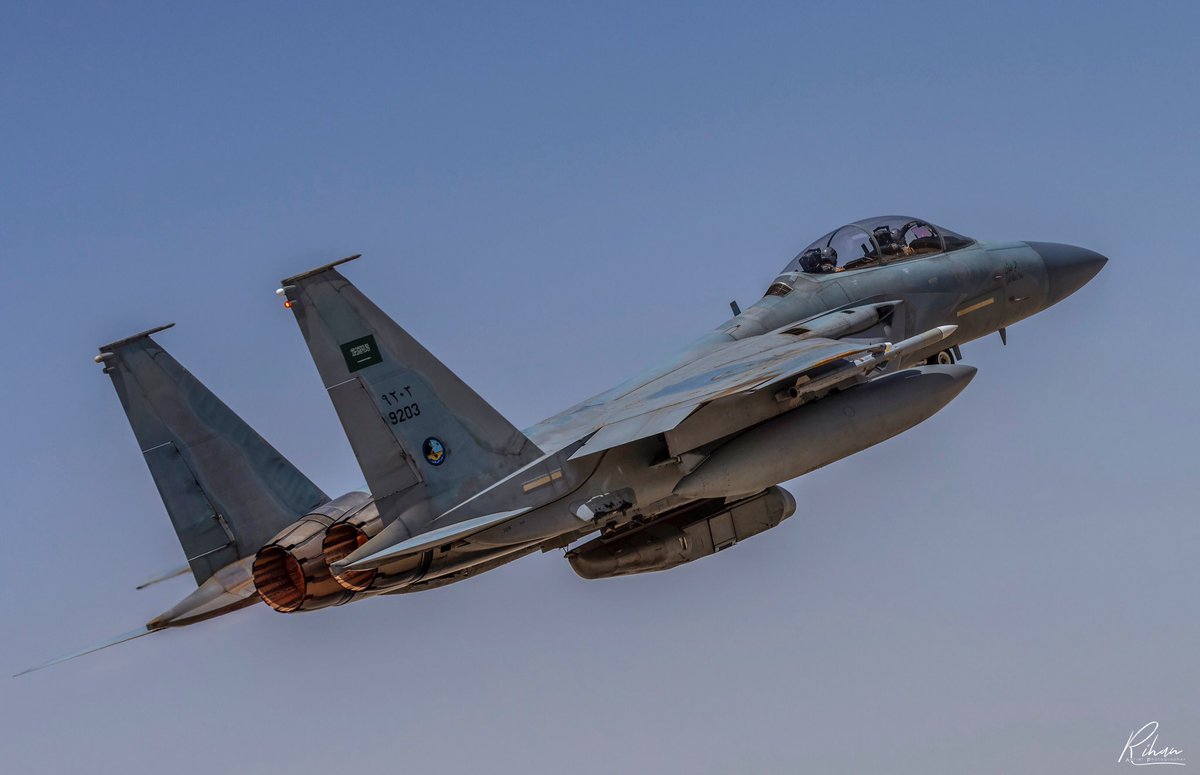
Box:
[18,215,1105,673]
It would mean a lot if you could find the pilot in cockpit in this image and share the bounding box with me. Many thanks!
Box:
[798,246,840,274]
[871,225,909,258]
[788,217,971,280]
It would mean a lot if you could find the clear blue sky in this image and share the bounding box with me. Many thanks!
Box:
[2,2,1197,772]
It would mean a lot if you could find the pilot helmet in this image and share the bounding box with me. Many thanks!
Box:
[798,247,824,273]
[872,224,900,248]
[799,246,838,273]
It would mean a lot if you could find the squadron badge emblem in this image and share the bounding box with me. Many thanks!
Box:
[422,437,447,466]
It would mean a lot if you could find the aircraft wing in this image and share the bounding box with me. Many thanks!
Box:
[565,334,878,459]
[562,316,956,460]
[333,316,954,569]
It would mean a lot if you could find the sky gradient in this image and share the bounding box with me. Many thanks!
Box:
[2,2,1198,772]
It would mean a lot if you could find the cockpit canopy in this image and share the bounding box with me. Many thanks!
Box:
[782,215,974,276]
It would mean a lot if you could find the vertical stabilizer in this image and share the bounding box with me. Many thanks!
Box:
[97,326,328,584]
[280,258,541,521]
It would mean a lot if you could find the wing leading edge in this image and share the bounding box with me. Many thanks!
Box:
[565,320,958,461]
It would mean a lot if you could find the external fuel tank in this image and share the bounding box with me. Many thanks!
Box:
[674,364,976,499]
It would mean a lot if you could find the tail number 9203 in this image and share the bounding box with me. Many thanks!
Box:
[381,388,421,425]
[387,404,420,425]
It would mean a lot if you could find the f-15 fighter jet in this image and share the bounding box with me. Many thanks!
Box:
[19,215,1105,673]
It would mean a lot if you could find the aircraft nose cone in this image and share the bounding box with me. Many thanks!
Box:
[1028,241,1108,307]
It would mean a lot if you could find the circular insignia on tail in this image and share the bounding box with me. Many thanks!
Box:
[422,437,447,466]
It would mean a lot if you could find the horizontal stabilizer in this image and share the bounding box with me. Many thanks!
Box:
[17,557,260,676]
[340,508,531,571]
[14,627,154,677]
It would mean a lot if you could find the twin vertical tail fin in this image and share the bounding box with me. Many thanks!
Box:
[280,257,541,530]
[18,326,329,676]
[97,325,328,584]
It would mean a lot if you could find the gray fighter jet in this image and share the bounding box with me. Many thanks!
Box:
[19,215,1105,673]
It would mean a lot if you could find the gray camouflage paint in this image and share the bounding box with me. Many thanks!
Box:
[20,227,1105,673]
[280,236,1104,588]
